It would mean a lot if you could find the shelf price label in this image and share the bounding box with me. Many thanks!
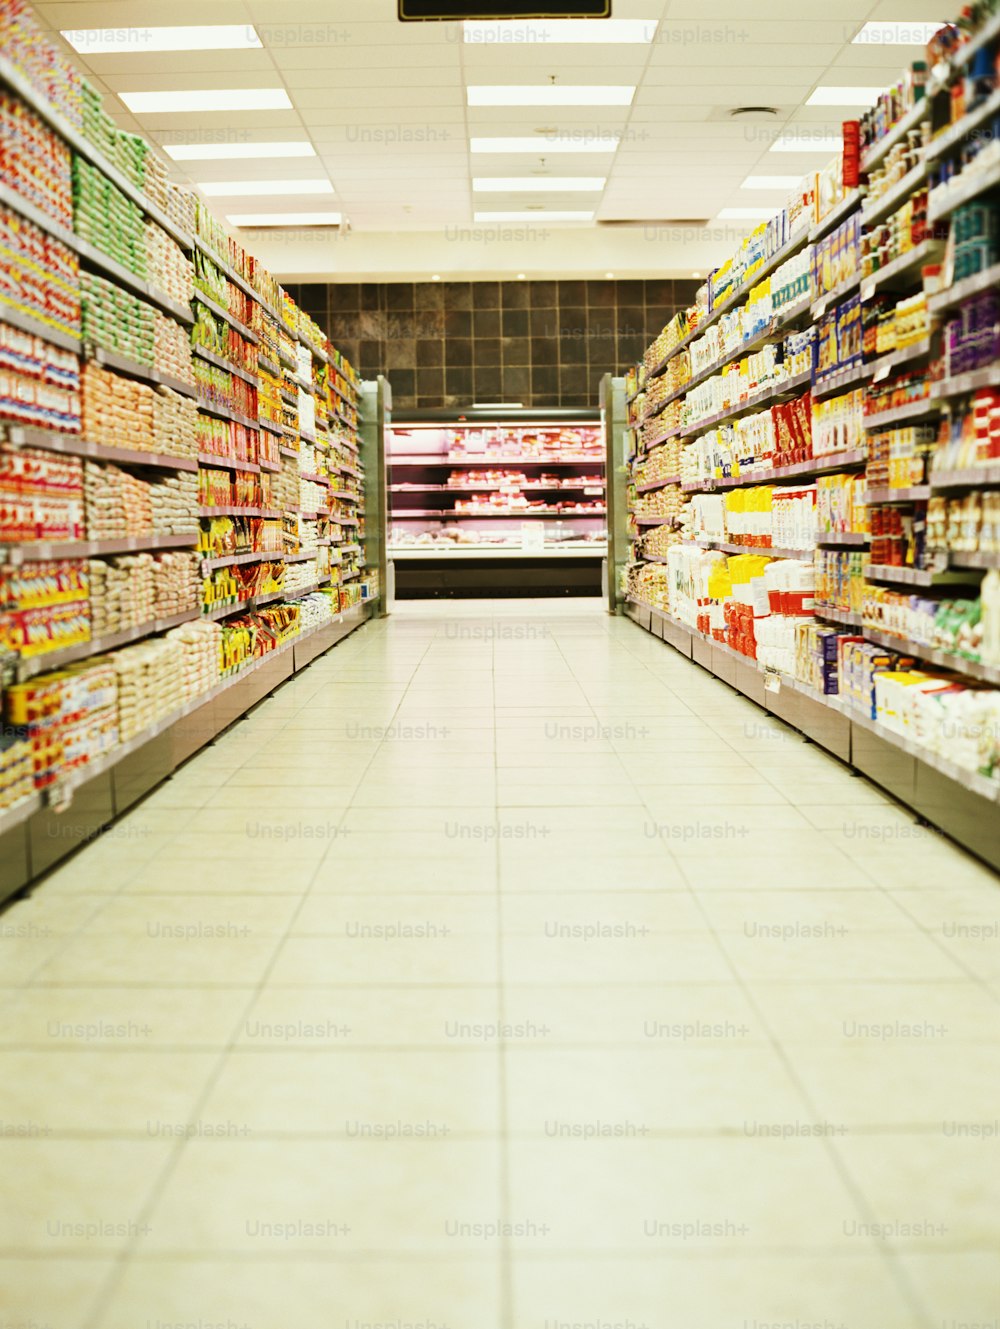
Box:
[520,523,545,553]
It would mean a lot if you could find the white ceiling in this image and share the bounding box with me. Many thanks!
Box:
[33,0,948,279]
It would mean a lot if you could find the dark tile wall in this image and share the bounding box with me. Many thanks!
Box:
[284,279,701,412]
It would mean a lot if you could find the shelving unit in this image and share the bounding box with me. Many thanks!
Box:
[0,15,379,901]
[618,23,1000,870]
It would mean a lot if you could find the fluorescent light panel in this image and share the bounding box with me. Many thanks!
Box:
[200,179,334,197]
[164,142,315,161]
[470,135,620,153]
[468,86,634,107]
[463,19,656,43]
[806,86,884,106]
[852,21,944,45]
[472,177,605,192]
[120,89,291,114]
[227,212,341,226]
[769,133,843,153]
[62,25,261,53]
[741,175,805,190]
[474,210,592,221]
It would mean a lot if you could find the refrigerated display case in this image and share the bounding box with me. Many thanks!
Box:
[386,409,606,596]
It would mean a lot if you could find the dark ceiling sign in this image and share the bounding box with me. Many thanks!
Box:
[400,2,611,18]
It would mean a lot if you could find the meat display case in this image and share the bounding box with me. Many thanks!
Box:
[386,408,606,597]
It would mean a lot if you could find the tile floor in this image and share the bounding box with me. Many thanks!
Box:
[1,597,999,1328]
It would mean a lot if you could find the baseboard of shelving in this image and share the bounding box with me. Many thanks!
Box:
[0,607,372,907]
[625,599,1000,875]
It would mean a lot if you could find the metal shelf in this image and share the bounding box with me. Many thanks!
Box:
[0,300,80,353]
[89,345,196,398]
[863,486,931,504]
[814,603,863,627]
[860,239,944,300]
[74,232,193,325]
[0,791,44,837]
[931,366,1000,400]
[392,506,604,519]
[929,263,1000,315]
[199,506,280,519]
[865,337,934,385]
[635,475,681,494]
[929,158,1000,222]
[866,563,974,586]
[926,86,1000,163]
[864,398,940,428]
[694,538,815,560]
[1,532,197,562]
[197,453,260,475]
[817,532,870,547]
[196,398,260,430]
[199,550,283,572]
[192,236,281,321]
[948,550,1000,569]
[862,625,1000,685]
[192,344,259,387]
[12,609,201,681]
[389,544,607,560]
[861,161,929,228]
[932,464,1000,490]
[193,290,259,345]
[388,455,604,467]
[2,424,198,473]
[201,590,286,622]
[812,361,874,401]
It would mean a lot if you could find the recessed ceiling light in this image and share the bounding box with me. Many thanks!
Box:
[474,210,593,222]
[852,21,944,45]
[769,133,843,153]
[470,135,620,153]
[431,274,441,281]
[718,207,775,220]
[120,89,292,114]
[605,271,614,278]
[473,177,605,192]
[806,86,884,107]
[164,142,315,161]
[62,25,261,53]
[200,179,334,197]
[226,212,342,227]
[468,86,635,107]
[741,175,802,190]
[463,19,657,43]
[692,271,702,278]
[517,273,527,280]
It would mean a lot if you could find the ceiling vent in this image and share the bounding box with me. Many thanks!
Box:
[729,106,780,118]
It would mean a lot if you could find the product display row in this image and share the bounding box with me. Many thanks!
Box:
[623,3,1000,866]
[0,0,378,855]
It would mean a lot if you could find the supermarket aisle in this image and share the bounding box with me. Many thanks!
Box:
[0,597,999,1329]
